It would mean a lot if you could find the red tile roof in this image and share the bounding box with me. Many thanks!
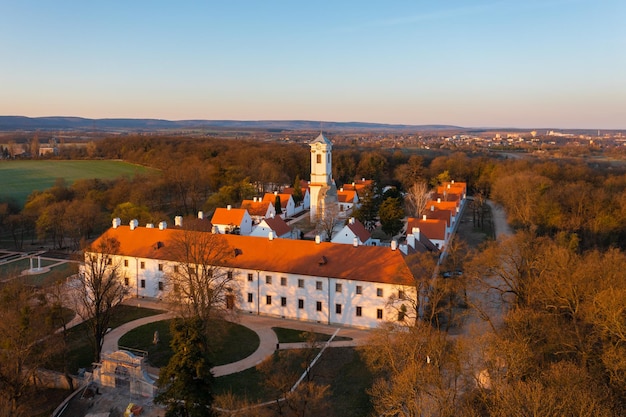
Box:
[89,226,415,286]
[337,189,357,203]
[264,216,291,237]
[241,200,271,217]
[407,217,447,241]
[423,207,452,226]
[262,193,293,206]
[427,200,459,212]
[211,207,248,226]
[346,218,371,243]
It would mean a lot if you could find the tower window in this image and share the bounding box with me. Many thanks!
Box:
[316,154,321,164]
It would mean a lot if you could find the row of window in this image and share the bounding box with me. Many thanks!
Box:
[123,277,164,291]
[248,293,385,318]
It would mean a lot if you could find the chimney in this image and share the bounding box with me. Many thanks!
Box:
[415,227,420,241]
[130,219,139,230]
[174,216,183,227]
[437,198,441,203]
[447,184,451,189]
[268,231,274,241]
[352,182,355,186]
[274,191,278,195]
[451,180,455,184]
[112,217,121,229]
[227,205,232,210]
[159,221,167,230]
[407,234,416,248]
[212,225,219,234]
[146,223,154,228]
[391,240,397,251]
[253,196,257,202]
[340,187,344,192]
[353,237,358,247]
[349,217,355,224]
[315,235,321,244]
[198,211,204,220]
[430,205,435,211]
[422,215,427,221]
[361,177,365,181]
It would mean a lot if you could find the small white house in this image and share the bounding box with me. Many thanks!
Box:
[249,215,292,239]
[241,198,275,222]
[331,217,374,246]
[263,192,296,218]
[210,206,253,235]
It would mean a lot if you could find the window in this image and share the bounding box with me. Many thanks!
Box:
[248,273,253,282]
[298,299,304,309]
[174,265,179,273]
[124,259,128,267]
[398,309,406,321]
[281,277,287,286]
[316,281,322,291]
[335,283,342,293]
[298,279,304,288]
[356,285,362,295]
[376,288,383,297]
[124,277,129,286]
[281,297,287,306]
[377,309,383,319]
[316,154,321,164]
[248,293,253,303]
[316,301,322,311]
[107,258,112,265]
[140,279,146,288]
[158,263,163,271]
[266,295,272,305]
[266,276,272,285]
[140,261,145,270]
[398,290,406,300]
[226,295,235,309]
[227,271,233,279]
[158,281,164,291]
[356,306,362,317]
[335,304,342,314]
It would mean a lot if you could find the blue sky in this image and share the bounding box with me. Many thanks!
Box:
[1,1,624,128]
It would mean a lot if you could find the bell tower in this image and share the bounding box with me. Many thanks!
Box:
[309,133,337,221]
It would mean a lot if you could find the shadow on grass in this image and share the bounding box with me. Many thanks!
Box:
[272,327,353,343]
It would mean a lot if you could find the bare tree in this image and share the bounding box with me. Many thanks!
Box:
[164,229,237,338]
[315,204,342,242]
[77,236,128,362]
[405,180,431,218]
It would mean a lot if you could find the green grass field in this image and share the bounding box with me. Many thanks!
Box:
[0,160,156,206]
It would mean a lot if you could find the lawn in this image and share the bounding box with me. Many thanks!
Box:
[0,160,156,207]
[118,318,260,368]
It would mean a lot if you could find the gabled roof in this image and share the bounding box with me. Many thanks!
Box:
[241,200,272,217]
[263,216,291,237]
[342,179,373,192]
[345,218,371,243]
[423,207,452,227]
[431,192,461,203]
[211,207,249,226]
[262,193,294,205]
[88,226,415,286]
[282,186,309,196]
[407,217,447,241]
[337,189,357,203]
[427,200,459,212]
[437,181,466,195]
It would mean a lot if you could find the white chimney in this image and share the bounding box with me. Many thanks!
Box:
[353,237,358,247]
[146,223,154,228]
[391,240,397,251]
[227,205,232,210]
[451,180,455,184]
[352,182,355,186]
[315,235,321,244]
[361,177,365,181]
[130,219,139,231]
[340,187,344,192]
[430,205,435,211]
[198,211,204,220]
[349,217,355,224]
[447,184,451,189]
[253,196,257,202]
[422,215,427,221]
[175,216,183,227]
[112,217,121,229]
[407,234,416,248]
[159,221,167,230]
[437,198,441,203]
[415,227,420,240]
[212,225,219,234]
[268,231,274,241]
[274,191,278,195]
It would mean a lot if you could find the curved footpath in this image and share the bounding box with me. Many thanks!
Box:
[102,299,372,378]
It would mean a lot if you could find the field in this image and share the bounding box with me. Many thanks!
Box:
[0,160,156,206]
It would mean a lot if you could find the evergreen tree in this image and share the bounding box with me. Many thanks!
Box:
[379,197,405,237]
[292,175,304,205]
[275,195,283,215]
[156,317,215,417]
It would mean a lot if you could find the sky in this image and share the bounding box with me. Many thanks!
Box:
[1,1,625,129]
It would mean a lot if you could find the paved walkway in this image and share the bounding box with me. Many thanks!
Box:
[102,299,372,378]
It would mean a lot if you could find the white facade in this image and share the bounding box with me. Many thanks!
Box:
[309,133,338,221]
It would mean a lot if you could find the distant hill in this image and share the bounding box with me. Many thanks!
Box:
[0,116,464,132]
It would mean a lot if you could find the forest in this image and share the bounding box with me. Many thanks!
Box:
[1,134,626,415]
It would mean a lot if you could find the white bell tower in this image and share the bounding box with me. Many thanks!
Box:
[309,133,337,221]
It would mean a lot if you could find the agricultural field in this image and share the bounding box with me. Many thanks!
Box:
[0,160,156,206]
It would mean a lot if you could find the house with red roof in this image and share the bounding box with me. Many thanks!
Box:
[249,215,293,239]
[407,216,448,250]
[241,198,275,222]
[84,220,419,329]
[210,205,253,235]
[282,183,310,213]
[331,217,375,246]
[262,192,296,218]
[336,187,359,216]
